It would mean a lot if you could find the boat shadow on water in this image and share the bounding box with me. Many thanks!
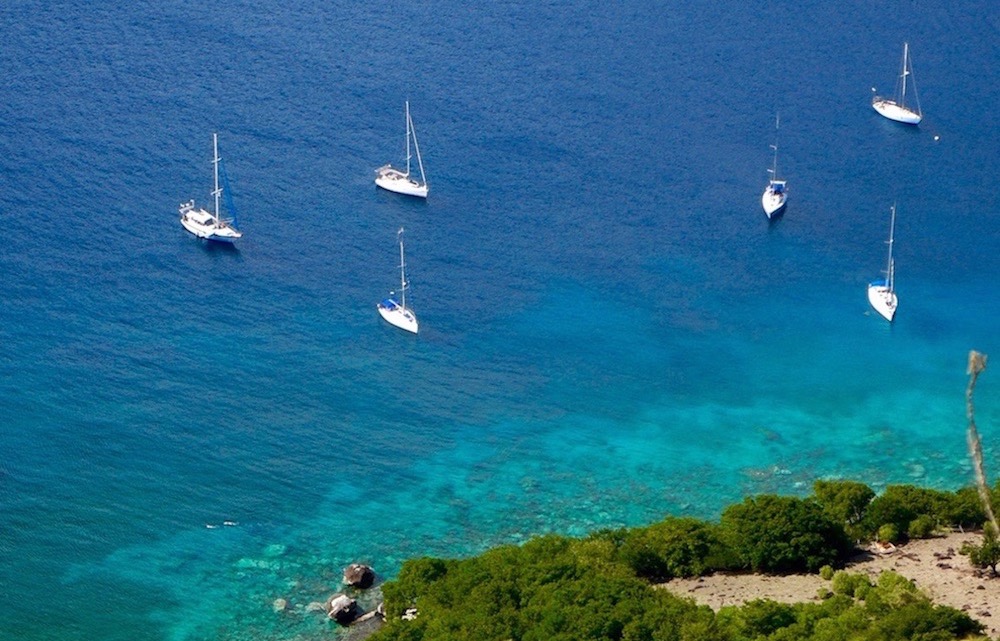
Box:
[873,117,924,135]
[374,187,431,209]
[864,309,898,331]
[197,239,242,258]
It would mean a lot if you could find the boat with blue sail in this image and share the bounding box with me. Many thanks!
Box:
[180,133,243,243]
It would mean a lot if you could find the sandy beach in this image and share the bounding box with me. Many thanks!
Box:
[662,532,1000,639]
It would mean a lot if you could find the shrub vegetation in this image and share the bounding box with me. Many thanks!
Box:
[371,481,998,641]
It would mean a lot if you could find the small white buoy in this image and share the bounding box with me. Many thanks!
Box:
[933,135,940,141]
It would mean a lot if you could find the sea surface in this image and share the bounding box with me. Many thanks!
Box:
[1,1,998,639]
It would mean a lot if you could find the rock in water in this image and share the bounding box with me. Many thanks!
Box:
[328,594,359,625]
[344,563,375,589]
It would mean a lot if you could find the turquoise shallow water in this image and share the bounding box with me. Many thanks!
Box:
[1,1,998,639]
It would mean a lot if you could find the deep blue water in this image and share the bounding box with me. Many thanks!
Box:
[1,1,998,639]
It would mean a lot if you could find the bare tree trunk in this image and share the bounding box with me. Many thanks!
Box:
[966,350,996,535]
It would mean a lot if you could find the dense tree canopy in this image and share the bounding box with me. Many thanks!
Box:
[617,517,722,581]
[719,495,851,573]
[369,481,996,641]
[813,479,876,539]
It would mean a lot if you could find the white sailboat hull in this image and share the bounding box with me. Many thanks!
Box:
[179,201,242,243]
[867,282,897,322]
[761,182,787,218]
[378,300,419,334]
[762,115,786,219]
[872,43,922,125]
[375,165,428,198]
[872,99,921,125]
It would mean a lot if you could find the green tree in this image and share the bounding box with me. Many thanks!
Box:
[943,486,986,530]
[877,523,901,544]
[728,599,797,637]
[813,479,875,539]
[381,556,455,618]
[960,527,1000,576]
[677,615,736,641]
[908,514,938,539]
[618,517,719,581]
[830,571,872,598]
[720,495,851,573]
[862,485,952,541]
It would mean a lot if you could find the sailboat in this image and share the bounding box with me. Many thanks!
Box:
[179,133,243,243]
[377,228,419,334]
[761,114,787,219]
[375,101,428,198]
[872,42,922,125]
[868,204,898,322]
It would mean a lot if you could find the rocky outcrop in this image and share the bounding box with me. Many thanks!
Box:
[344,563,376,589]
[328,593,359,625]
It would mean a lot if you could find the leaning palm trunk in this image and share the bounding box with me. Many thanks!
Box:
[966,350,996,535]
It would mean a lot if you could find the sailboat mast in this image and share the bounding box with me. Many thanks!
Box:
[886,204,896,292]
[900,43,909,106]
[770,114,779,182]
[410,110,426,186]
[404,101,412,178]
[212,133,222,228]
[398,227,406,310]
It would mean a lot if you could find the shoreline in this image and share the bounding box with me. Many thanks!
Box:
[661,532,999,638]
